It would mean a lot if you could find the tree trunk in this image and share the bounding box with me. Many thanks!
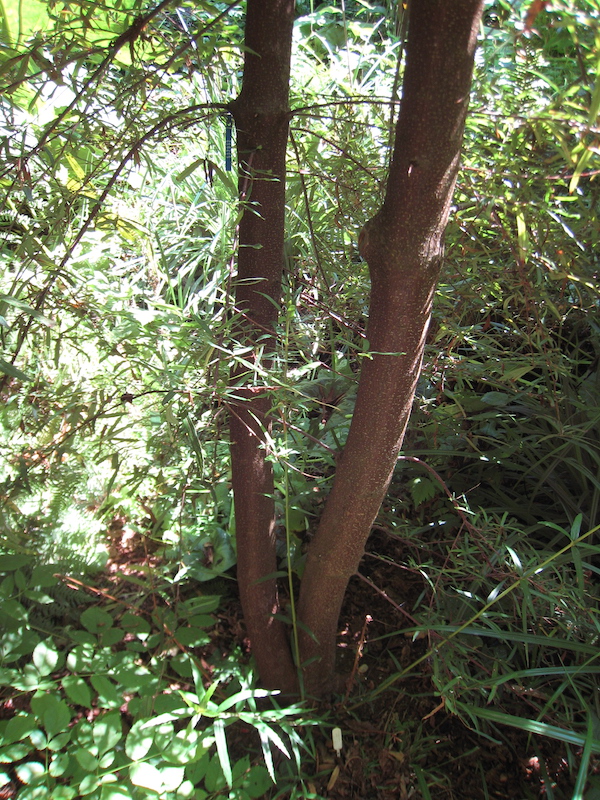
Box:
[297,0,484,695]
[228,0,297,693]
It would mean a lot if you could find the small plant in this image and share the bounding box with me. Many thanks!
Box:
[0,554,313,799]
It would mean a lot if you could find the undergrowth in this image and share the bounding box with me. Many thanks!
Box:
[1,0,599,797]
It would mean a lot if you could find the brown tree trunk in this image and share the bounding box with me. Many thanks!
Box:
[228,0,297,693]
[297,0,484,695]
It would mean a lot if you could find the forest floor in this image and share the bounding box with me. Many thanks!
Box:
[100,525,586,800]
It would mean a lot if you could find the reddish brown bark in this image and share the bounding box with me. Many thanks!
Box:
[228,0,297,692]
[297,0,484,695]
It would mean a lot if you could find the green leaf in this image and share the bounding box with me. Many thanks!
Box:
[51,787,77,800]
[120,612,151,634]
[78,774,101,796]
[100,787,132,800]
[67,644,95,672]
[569,146,594,194]
[28,728,47,750]
[3,715,36,744]
[0,744,31,764]
[129,762,163,793]
[243,765,272,799]
[0,357,30,381]
[30,694,71,739]
[46,707,71,741]
[14,761,45,784]
[47,732,71,752]
[49,752,70,778]
[162,728,204,765]
[203,753,226,793]
[184,750,210,785]
[80,607,114,634]
[409,476,438,508]
[90,675,121,708]
[152,721,175,752]
[32,640,60,676]
[75,748,98,772]
[125,720,153,760]
[160,765,185,792]
[175,157,208,183]
[213,719,232,788]
[481,391,511,407]
[175,627,210,647]
[30,565,59,588]
[458,703,600,751]
[62,676,92,707]
[0,0,50,45]
[93,711,122,756]
[0,555,32,570]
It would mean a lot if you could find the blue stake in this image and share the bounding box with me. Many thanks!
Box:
[225,114,232,171]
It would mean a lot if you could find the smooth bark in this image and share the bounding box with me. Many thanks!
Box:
[297,0,485,695]
[228,0,297,693]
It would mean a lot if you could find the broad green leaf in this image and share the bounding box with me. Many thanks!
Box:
[129,762,163,793]
[80,607,114,634]
[52,787,77,800]
[45,701,71,739]
[481,391,511,407]
[0,554,32,570]
[90,675,121,708]
[3,715,36,744]
[162,729,202,765]
[75,748,98,772]
[14,760,45,784]
[100,788,132,800]
[32,640,60,676]
[160,765,185,792]
[47,732,71,752]
[120,612,151,634]
[125,720,153,760]
[62,676,93,708]
[0,742,32,762]
[49,751,69,778]
[152,721,174,752]
[78,774,101,796]
[243,765,272,799]
[28,728,47,750]
[93,711,122,756]
[203,753,227,793]
[176,627,210,647]
[31,694,71,738]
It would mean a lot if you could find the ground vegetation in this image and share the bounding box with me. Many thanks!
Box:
[0,0,599,797]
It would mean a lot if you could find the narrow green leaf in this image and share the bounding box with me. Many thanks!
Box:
[213,719,232,788]
[458,703,600,751]
[573,714,594,800]
[0,357,30,381]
